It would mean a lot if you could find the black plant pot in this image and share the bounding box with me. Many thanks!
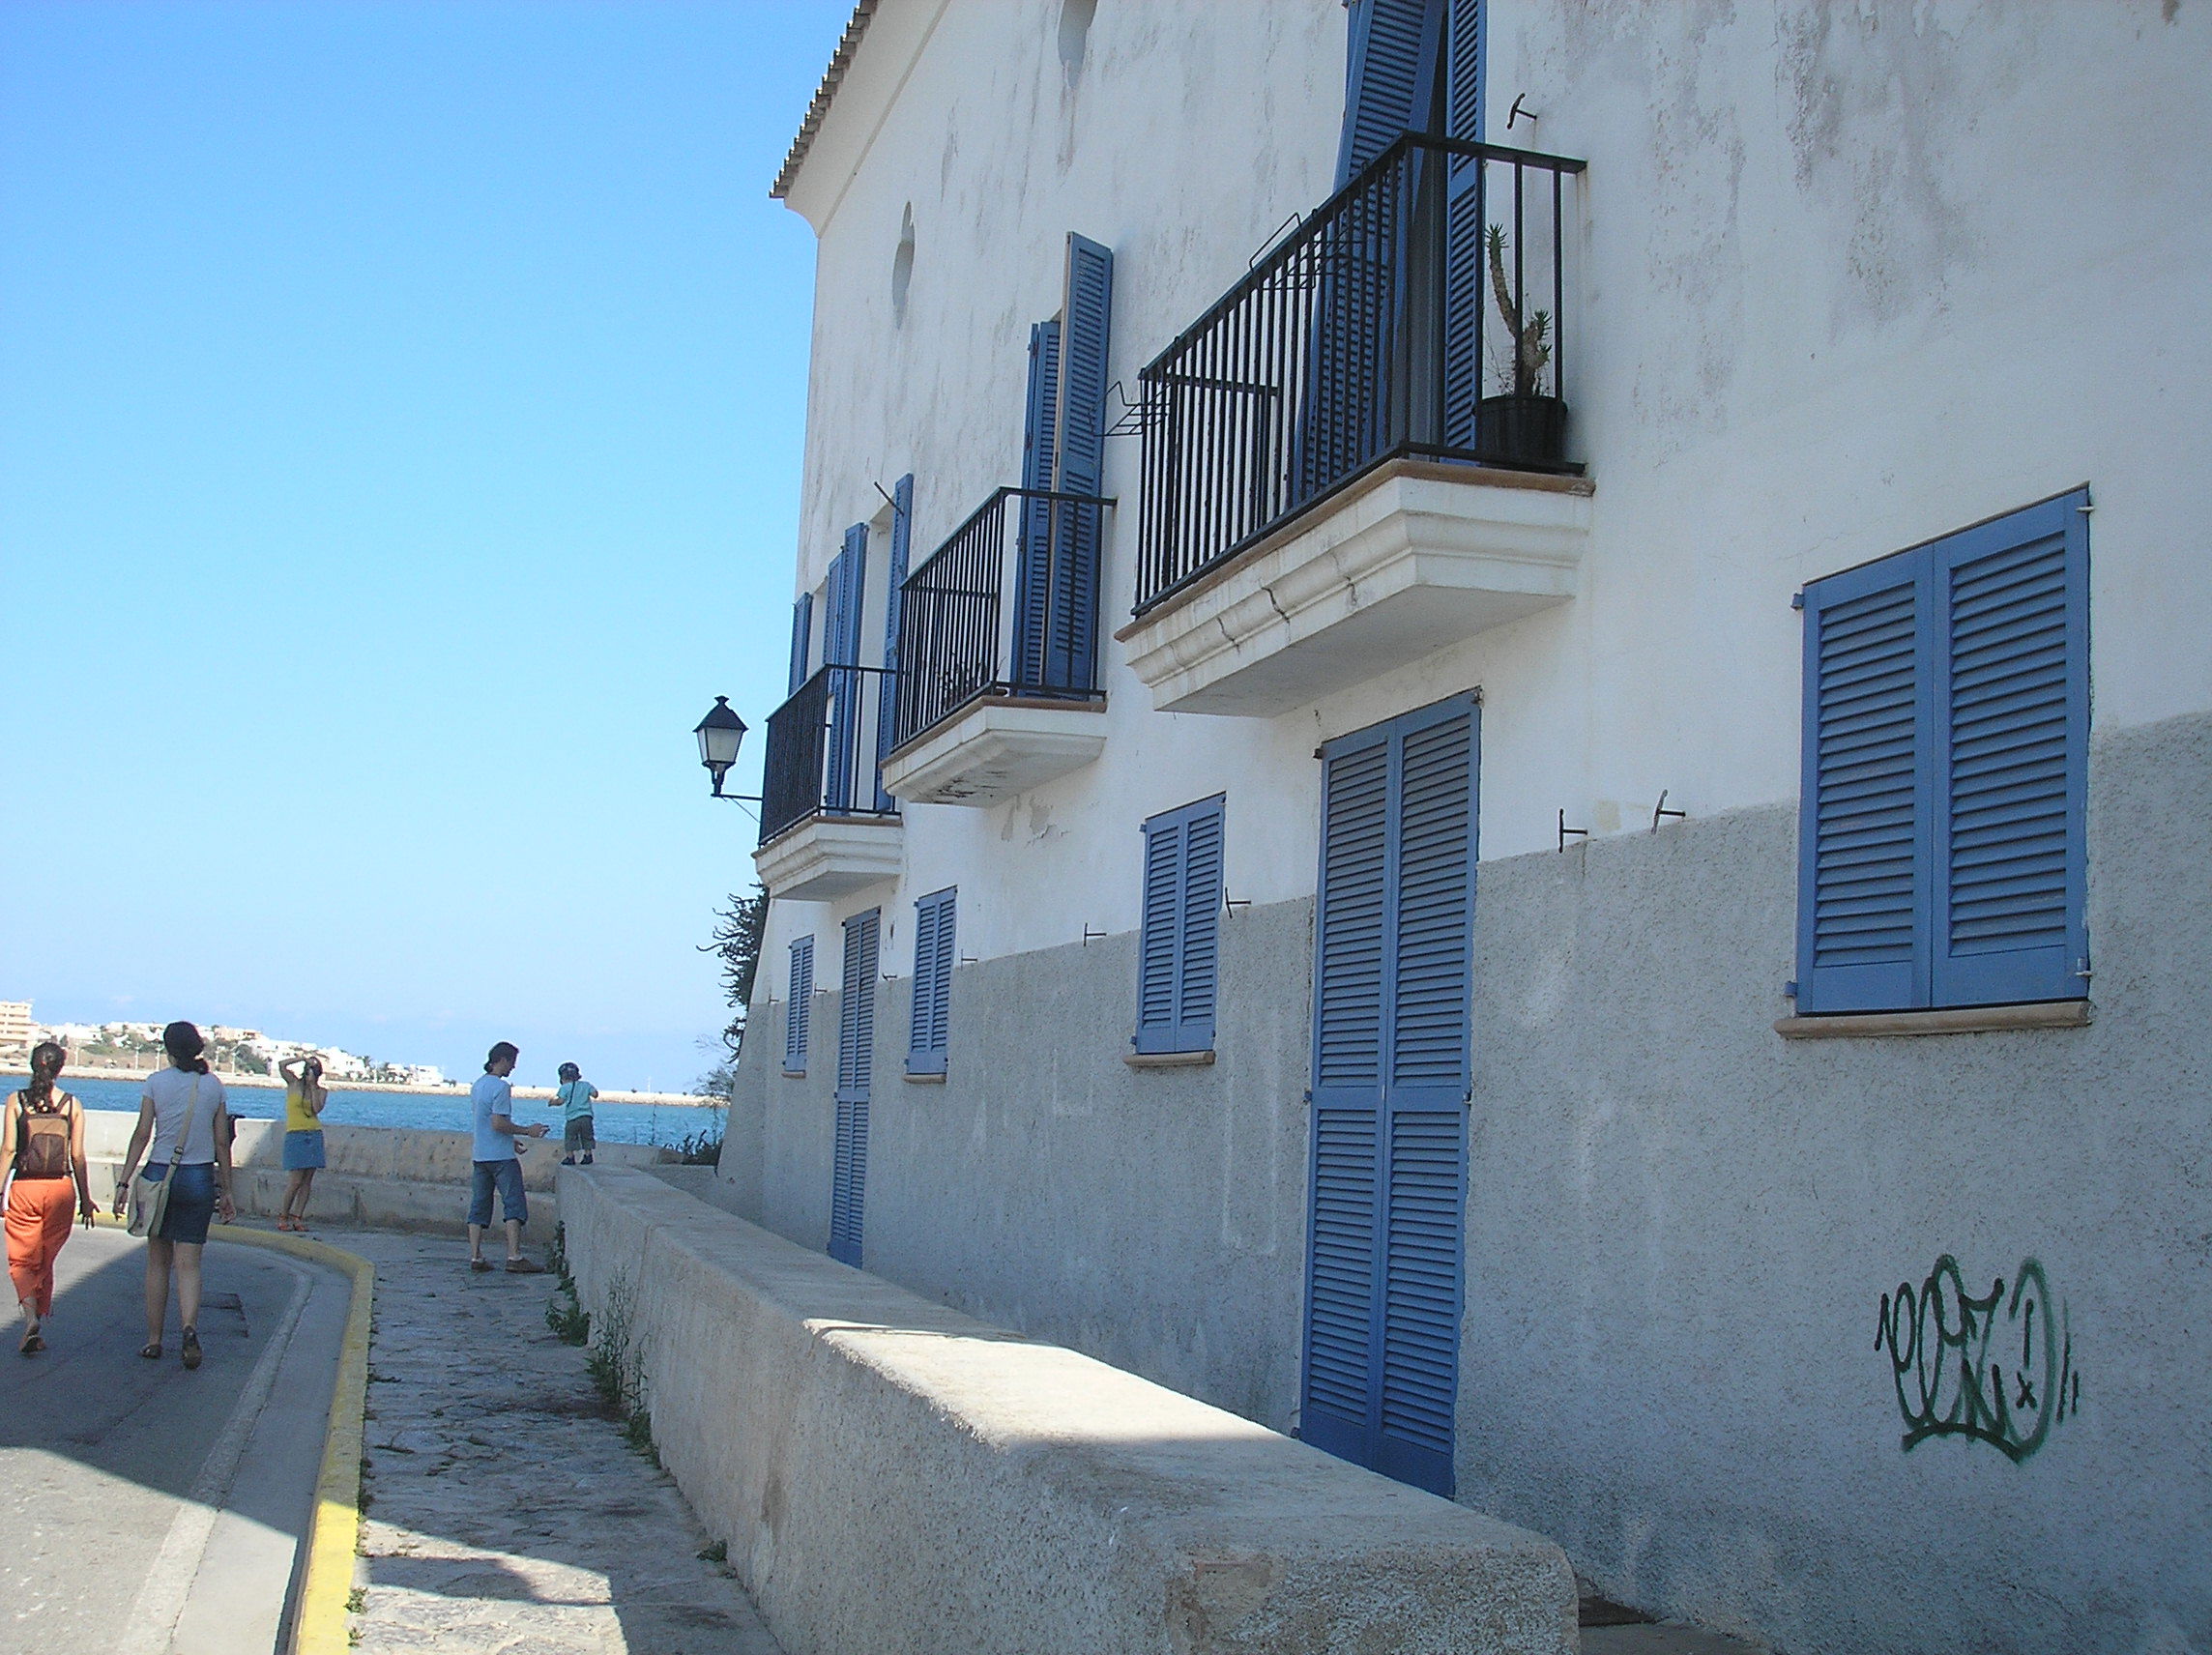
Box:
[1475,394,1569,467]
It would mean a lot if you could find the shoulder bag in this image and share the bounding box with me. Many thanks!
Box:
[128,1076,203,1239]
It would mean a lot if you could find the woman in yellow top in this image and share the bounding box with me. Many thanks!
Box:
[276,1055,328,1232]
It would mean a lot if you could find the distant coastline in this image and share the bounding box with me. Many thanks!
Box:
[0,1063,717,1108]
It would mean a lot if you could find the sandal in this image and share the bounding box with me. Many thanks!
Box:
[138,1343,162,1360]
[181,1327,201,1370]
[19,1325,43,1356]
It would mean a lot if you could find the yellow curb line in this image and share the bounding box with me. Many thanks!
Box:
[94,1217,373,1655]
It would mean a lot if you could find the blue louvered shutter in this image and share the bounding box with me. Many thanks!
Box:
[1440,0,1485,447]
[823,525,869,811]
[1301,734,1388,1471]
[830,909,878,1267]
[1795,551,1931,1014]
[1135,812,1182,1053]
[1177,798,1222,1050]
[1337,0,1444,187]
[1303,695,1472,1498]
[788,593,813,696]
[1013,320,1063,689]
[784,936,814,1073]
[1043,237,1113,694]
[908,886,953,1075]
[875,474,915,808]
[1374,703,1470,1495]
[1932,492,2088,1007]
[1135,798,1223,1055]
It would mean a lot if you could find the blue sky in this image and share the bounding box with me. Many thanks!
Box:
[0,1,851,1090]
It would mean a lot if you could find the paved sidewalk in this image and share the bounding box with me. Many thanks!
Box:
[342,1231,780,1654]
[0,1224,349,1655]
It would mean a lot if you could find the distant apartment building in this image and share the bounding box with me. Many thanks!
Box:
[0,1002,30,1052]
[718,5,2211,1653]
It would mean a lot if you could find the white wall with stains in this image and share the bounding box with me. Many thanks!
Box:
[731,6,2212,1649]
[760,0,2210,996]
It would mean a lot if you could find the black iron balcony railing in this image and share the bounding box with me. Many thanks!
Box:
[1135,132,1586,614]
[890,486,1111,750]
[760,663,899,846]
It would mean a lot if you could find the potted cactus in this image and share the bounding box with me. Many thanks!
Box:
[1475,223,1568,465]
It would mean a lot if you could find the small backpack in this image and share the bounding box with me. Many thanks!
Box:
[15,1092,73,1179]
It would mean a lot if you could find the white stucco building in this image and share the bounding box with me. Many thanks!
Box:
[718,4,2212,1651]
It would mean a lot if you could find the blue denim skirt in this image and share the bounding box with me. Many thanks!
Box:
[283,1129,328,1171]
[148,1162,217,1245]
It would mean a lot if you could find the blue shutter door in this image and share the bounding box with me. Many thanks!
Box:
[1047,236,1114,693]
[1302,694,1473,1498]
[1337,0,1445,187]
[875,474,915,808]
[1301,734,1389,1470]
[785,936,814,1073]
[1440,0,1484,448]
[823,525,869,811]
[1373,704,1470,1495]
[1135,813,1182,1053]
[1176,798,1223,1051]
[788,593,814,696]
[1013,320,1063,690]
[830,909,878,1267]
[1795,552,1932,1014]
[1932,491,2089,1007]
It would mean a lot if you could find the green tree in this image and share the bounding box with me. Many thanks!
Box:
[695,884,767,1095]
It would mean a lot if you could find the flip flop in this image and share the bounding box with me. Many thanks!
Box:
[181,1327,201,1371]
[138,1343,162,1360]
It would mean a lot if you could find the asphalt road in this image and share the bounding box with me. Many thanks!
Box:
[0,1224,350,1655]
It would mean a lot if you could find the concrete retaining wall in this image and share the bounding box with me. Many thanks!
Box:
[75,1110,670,1242]
[559,1163,1575,1655]
[727,894,1315,1432]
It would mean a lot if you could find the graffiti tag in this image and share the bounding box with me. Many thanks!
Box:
[1874,1255,2079,1463]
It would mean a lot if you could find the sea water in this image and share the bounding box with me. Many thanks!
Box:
[51,1074,724,1151]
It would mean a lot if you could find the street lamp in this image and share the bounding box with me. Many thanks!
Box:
[693,696,754,800]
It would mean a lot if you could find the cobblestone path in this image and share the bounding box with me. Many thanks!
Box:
[344,1231,781,1654]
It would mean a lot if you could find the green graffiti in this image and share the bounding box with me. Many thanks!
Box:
[1874,1255,2080,1463]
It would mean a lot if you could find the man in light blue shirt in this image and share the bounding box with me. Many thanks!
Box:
[468,1041,548,1273]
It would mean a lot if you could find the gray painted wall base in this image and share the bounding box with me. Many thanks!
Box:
[724,710,2212,1655]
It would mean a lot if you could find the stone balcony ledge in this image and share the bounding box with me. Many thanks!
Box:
[752,812,903,901]
[880,696,1107,807]
[1118,457,1593,716]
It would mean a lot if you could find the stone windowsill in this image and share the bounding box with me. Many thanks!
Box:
[779,1069,806,1079]
[1122,1049,1216,1069]
[902,1070,947,1085]
[1774,1001,2092,1039]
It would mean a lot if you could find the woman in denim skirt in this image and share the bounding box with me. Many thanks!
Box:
[276,1054,329,1231]
[111,1022,236,1368]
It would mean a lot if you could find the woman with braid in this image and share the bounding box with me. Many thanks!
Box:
[4,1041,96,1355]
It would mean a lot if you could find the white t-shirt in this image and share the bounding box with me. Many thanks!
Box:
[142,1067,225,1166]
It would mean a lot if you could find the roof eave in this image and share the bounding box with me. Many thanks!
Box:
[770,1,880,204]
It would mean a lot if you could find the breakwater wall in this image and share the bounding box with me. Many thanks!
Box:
[78,1109,674,1243]
[4,1067,715,1106]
